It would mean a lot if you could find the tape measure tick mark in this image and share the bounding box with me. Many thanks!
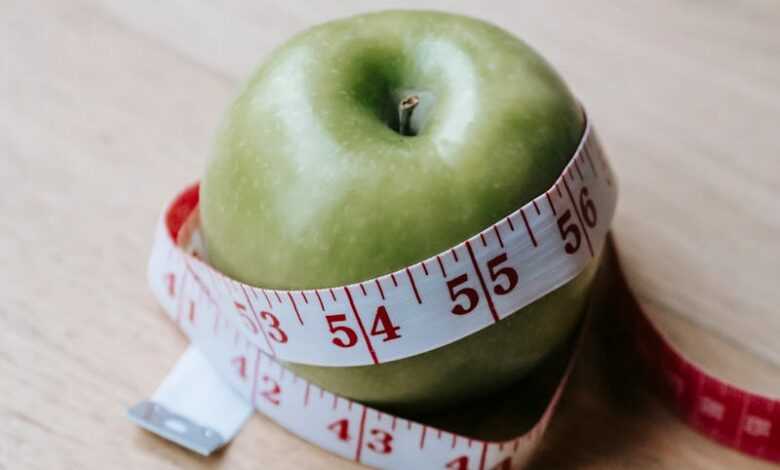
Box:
[584,147,598,176]
[465,240,499,323]
[355,407,368,463]
[406,268,422,304]
[493,226,504,248]
[436,255,447,277]
[546,192,557,216]
[520,208,537,247]
[287,292,303,325]
[375,279,385,300]
[185,262,215,304]
[261,290,272,308]
[344,286,379,364]
[574,160,584,180]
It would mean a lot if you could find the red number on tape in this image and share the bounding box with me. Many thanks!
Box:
[579,187,598,228]
[370,306,401,342]
[445,455,468,470]
[326,314,359,348]
[366,429,393,454]
[486,253,519,295]
[234,302,259,334]
[259,310,288,344]
[232,356,247,380]
[259,375,281,405]
[327,418,351,442]
[557,210,581,254]
[558,186,598,255]
[447,274,480,315]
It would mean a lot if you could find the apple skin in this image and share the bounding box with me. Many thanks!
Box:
[201,10,590,412]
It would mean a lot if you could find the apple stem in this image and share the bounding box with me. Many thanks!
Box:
[398,95,420,136]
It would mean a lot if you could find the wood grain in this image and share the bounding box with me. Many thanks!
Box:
[1,0,778,468]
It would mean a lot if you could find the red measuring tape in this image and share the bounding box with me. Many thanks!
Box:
[129,121,780,468]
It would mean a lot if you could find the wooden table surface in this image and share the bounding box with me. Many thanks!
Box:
[2,1,779,468]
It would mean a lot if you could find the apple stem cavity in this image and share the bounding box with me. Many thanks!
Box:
[397,95,420,137]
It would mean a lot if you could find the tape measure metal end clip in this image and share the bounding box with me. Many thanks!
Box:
[128,400,225,456]
[129,347,253,456]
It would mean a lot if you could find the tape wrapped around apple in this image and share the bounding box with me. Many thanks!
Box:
[201,10,597,413]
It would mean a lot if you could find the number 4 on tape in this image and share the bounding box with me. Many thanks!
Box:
[128,347,253,456]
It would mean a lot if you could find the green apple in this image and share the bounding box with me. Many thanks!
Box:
[201,10,594,413]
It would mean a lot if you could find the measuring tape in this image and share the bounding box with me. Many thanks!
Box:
[129,119,780,468]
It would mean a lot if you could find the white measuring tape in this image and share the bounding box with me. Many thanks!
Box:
[129,117,780,468]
